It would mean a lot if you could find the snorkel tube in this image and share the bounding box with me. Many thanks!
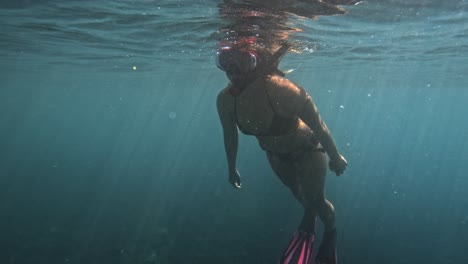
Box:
[264,41,291,77]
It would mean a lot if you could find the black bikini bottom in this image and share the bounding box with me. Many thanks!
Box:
[264,135,325,162]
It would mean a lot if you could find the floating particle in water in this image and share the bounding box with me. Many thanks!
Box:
[132,66,137,71]
[169,112,176,119]
[461,217,468,225]
[339,105,344,109]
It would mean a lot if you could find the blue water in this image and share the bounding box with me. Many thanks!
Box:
[1,0,467,263]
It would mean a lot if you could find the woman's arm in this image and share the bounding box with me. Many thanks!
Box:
[266,76,347,175]
[266,76,340,160]
[296,90,340,160]
[298,90,347,175]
[217,89,242,187]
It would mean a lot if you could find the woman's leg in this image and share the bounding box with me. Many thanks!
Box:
[298,150,337,264]
[267,150,333,231]
[297,150,335,232]
[267,150,337,263]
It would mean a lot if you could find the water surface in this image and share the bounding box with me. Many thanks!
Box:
[1,1,467,263]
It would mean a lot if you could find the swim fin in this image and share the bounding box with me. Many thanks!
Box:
[280,230,315,264]
[315,229,337,264]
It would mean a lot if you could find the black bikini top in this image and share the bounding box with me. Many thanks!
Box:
[233,86,299,137]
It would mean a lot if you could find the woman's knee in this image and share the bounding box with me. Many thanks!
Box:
[320,199,335,224]
[306,197,333,214]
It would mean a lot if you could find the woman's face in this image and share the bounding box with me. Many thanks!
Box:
[226,66,248,85]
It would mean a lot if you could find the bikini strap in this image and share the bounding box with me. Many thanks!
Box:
[264,82,278,114]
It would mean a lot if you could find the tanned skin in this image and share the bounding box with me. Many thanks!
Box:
[217,74,347,233]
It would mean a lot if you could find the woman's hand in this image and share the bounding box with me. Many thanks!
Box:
[228,169,242,189]
[329,154,347,176]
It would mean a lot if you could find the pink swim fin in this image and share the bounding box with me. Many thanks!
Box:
[280,230,315,264]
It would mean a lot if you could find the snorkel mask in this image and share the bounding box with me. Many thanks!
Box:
[216,47,259,74]
[216,41,291,76]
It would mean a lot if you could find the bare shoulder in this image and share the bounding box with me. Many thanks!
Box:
[217,86,227,100]
[216,86,235,114]
[217,86,234,104]
[264,75,308,117]
[265,75,304,98]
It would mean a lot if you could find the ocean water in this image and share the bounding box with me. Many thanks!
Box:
[1,0,467,264]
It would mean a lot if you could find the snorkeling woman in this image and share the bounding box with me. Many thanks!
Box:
[216,42,347,264]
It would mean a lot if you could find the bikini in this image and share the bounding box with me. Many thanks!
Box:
[231,85,324,161]
[233,87,298,137]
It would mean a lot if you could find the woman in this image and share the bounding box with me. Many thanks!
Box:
[216,42,348,264]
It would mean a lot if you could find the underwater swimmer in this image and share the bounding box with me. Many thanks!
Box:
[216,42,347,264]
